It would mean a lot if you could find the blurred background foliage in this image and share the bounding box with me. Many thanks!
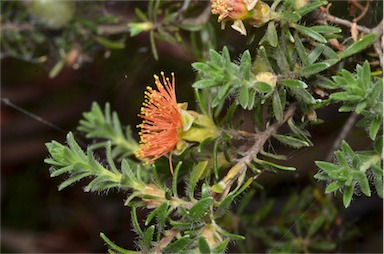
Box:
[1,0,382,253]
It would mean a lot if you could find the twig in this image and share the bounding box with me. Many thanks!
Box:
[352,0,371,23]
[241,104,297,165]
[97,24,131,35]
[152,228,179,254]
[215,104,297,196]
[315,6,383,66]
[325,111,359,162]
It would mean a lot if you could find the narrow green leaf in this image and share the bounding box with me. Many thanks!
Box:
[322,45,340,59]
[218,229,245,241]
[374,174,383,198]
[95,36,125,49]
[299,59,338,76]
[49,165,74,177]
[295,1,328,16]
[247,88,256,109]
[66,132,87,161]
[277,11,301,22]
[142,225,155,248]
[355,101,367,114]
[369,115,382,140]
[254,81,274,93]
[145,203,159,226]
[293,24,327,43]
[85,175,117,192]
[354,172,371,197]
[310,25,342,34]
[189,197,213,220]
[256,46,273,72]
[155,201,168,232]
[189,160,208,196]
[272,90,283,122]
[193,79,220,89]
[149,31,158,60]
[283,79,308,89]
[325,181,344,193]
[340,33,377,59]
[172,162,182,198]
[260,150,287,160]
[213,140,219,180]
[239,50,251,79]
[234,177,254,197]
[267,21,278,47]
[198,237,211,254]
[131,208,143,237]
[374,136,383,154]
[308,44,325,64]
[256,159,296,171]
[273,134,311,148]
[214,195,234,218]
[58,172,90,191]
[209,49,222,65]
[343,183,355,207]
[163,237,190,253]
[100,233,136,254]
[239,86,249,109]
[310,241,336,251]
[222,46,231,69]
[330,92,361,101]
[49,57,66,78]
[212,238,230,253]
[361,61,371,88]
[294,33,309,66]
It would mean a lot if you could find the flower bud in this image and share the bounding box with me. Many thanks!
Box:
[248,1,271,27]
[255,72,277,89]
[27,0,75,29]
[306,109,317,122]
[293,0,309,10]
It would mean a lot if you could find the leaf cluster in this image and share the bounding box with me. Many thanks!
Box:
[329,61,383,140]
[77,102,139,160]
[192,47,274,110]
[315,140,383,207]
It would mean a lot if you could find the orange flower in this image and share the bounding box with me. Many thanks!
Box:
[136,72,219,174]
[211,0,250,22]
[136,72,182,163]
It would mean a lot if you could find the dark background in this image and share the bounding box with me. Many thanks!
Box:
[1,1,383,253]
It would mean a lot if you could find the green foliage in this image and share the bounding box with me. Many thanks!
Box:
[192,47,274,110]
[45,132,123,192]
[40,0,383,253]
[78,102,140,160]
[330,61,383,140]
[315,141,383,207]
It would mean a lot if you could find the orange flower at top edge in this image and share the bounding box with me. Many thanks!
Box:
[211,0,250,22]
[136,72,182,164]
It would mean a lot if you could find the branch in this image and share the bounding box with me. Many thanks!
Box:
[314,6,383,66]
[214,104,297,198]
[241,103,297,165]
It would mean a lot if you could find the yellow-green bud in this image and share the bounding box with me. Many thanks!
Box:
[255,71,277,88]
